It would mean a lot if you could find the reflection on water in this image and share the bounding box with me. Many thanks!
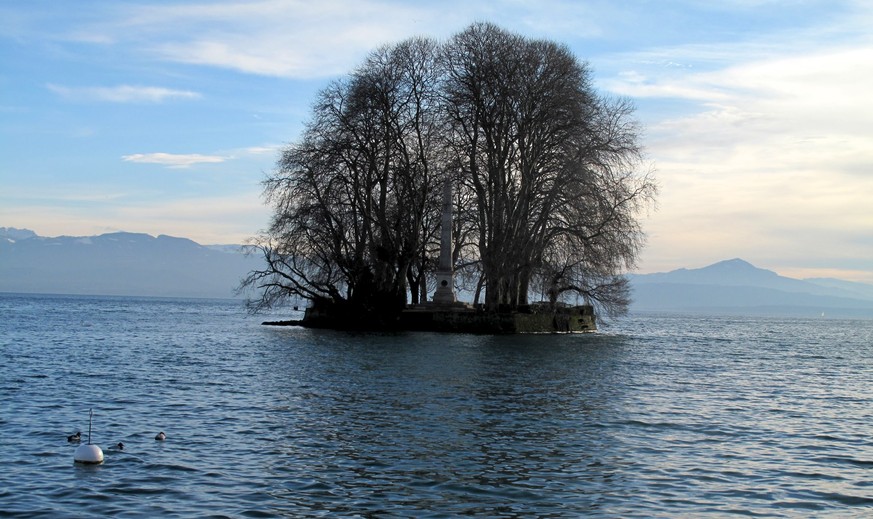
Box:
[1,294,872,517]
[244,330,638,516]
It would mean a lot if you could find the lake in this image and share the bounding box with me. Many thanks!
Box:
[1,293,871,517]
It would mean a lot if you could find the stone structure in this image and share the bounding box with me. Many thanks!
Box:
[432,181,456,304]
[400,303,596,333]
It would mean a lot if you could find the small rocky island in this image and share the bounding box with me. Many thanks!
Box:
[267,301,596,334]
[290,303,596,334]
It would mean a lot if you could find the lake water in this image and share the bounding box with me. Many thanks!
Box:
[1,293,871,517]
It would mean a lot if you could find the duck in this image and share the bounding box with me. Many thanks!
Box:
[112,442,124,451]
[155,431,166,441]
[67,431,81,443]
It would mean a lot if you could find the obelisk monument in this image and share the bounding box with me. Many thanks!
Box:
[432,181,456,304]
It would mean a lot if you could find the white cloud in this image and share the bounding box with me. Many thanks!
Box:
[242,145,282,156]
[47,84,201,103]
[58,0,612,79]
[643,45,873,174]
[122,153,228,168]
[119,145,280,169]
[109,0,444,78]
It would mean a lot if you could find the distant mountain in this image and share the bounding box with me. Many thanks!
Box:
[0,228,261,299]
[803,277,873,301]
[5,229,871,317]
[629,258,873,318]
[0,227,37,241]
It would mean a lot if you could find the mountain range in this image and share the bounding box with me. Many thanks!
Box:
[3,227,872,318]
[629,258,873,318]
[0,227,260,299]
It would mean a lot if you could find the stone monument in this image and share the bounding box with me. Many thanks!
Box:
[432,181,456,304]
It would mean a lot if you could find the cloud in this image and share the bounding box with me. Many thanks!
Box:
[120,145,280,169]
[47,84,201,103]
[56,0,612,79]
[641,45,873,176]
[242,145,282,156]
[104,0,442,78]
[122,153,228,168]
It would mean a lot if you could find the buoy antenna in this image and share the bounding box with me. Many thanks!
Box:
[88,408,93,445]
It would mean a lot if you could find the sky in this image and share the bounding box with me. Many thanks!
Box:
[2,0,872,282]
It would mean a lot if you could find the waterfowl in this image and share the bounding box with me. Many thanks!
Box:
[67,431,81,443]
[113,442,124,450]
[155,431,166,441]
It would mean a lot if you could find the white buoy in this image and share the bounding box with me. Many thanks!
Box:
[74,443,104,464]
[73,408,103,464]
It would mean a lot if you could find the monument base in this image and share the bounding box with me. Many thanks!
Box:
[432,270,456,304]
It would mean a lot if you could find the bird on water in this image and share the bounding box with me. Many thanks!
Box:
[155,431,166,441]
[67,431,81,443]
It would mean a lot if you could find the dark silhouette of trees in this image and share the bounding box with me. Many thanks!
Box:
[241,23,656,319]
[441,23,655,315]
[240,38,445,320]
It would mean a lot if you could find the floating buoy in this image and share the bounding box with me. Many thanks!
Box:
[74,443,104,464]
[73,408,103,464]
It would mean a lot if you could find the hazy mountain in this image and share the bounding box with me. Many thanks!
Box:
[0,228,260,299]
[4,228,872,317]
[803,277,873,301]
[629,258,873,318]
[0,227,37,241]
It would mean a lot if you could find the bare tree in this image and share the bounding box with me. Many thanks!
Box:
[241,38,445,318]
[440,23,656,314]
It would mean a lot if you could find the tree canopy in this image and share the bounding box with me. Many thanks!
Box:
[241,22,656,320]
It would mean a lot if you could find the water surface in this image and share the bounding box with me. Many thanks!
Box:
[1,294,871,517]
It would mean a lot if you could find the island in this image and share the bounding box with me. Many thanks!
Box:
[244,24,655,333]
[263,183,596,333]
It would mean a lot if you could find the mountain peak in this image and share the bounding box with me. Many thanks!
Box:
[629,258,873,317]
[711,258,755,269]
[703,258,777,277]
[633,258,782,287]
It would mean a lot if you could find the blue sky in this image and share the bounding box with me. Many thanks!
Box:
[2,0,872,282]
